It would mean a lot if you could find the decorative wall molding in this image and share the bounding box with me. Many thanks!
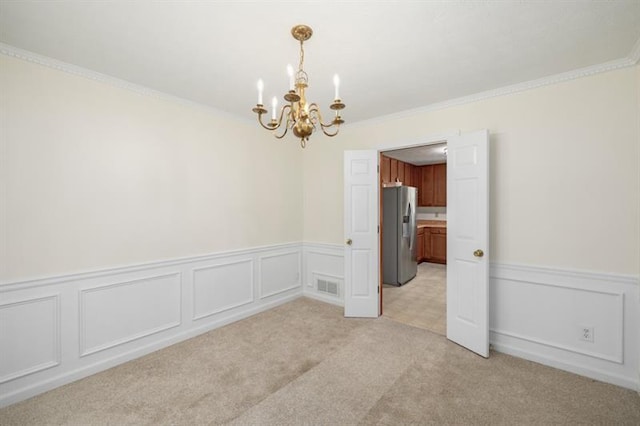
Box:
[79,273,182,357]
[0,242,303,408]
[298,247,639,390]
[490,262,639,288]
[302,243,344,305]
[258,250,302,299]
[348,55,639,129]
[0,242,301,291]
[2,38,638,130]
[191,259,254,321]
[0,42,251,124]
[1,241,638,407]
[0,295,61,384]
[489,263,638,390]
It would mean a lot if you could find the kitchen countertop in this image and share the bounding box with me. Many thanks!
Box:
[417,220,447,229]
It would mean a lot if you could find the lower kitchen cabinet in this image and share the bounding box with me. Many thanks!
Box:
[422,227,447,264]
[417,227,425,262]
[430,228,447,264]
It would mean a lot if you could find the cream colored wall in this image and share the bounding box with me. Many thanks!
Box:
[0,55,303,281]
[303,66,640,276]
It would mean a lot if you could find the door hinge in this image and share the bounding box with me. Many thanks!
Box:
[378,286,380,294]
[377,165,380,173]
[377,225,380,234]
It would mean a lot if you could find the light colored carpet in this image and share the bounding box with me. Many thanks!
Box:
[1,297,639,425]
[383,262,446,334]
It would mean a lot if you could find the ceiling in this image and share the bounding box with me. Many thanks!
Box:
[384,143,447,166]
[1,1,639,124]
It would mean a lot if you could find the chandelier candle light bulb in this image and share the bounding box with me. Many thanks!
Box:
[257,79,264,105]
[251,24,346,148]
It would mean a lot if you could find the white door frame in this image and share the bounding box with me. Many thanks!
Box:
[376,131,461,311]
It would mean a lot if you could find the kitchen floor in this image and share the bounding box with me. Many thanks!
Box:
[382,262,446,335]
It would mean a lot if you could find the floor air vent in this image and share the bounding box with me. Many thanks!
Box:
[317,277,339,296]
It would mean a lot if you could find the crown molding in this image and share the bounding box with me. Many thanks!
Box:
[2,37,638,128]
[0,42,252,125]
[348,54,637,129]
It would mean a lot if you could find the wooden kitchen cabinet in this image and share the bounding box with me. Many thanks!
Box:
[412,166,421,193]
[380,155,415,186]
[433,163,447,206]
[380,154,391,183]
[417,227,425,262]
[420,165,435,206]
[397,160,405,184]
[423,228,431,261]
[405,163,412,187]
[421,226,447,264]
[389,158,398,183]
[418,163,447,207]
[428,228,447,264]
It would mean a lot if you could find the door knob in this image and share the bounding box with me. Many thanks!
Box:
[346,238,353,246]
[473,249,484,258]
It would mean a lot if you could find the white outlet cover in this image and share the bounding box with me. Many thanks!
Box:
[579,325,595,343]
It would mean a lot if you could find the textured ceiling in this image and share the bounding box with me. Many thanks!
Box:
[1,1,639,124]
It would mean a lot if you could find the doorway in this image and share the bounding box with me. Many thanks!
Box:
[379,142,448,335]
[344,129,490,357]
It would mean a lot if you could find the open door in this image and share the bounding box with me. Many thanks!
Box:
[343,150,379,317]
[446,129,490,357]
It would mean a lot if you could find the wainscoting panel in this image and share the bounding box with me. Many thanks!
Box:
[0,295,60,384]
[79,273,182,357]
[302,243,345,306]
[258,250,301,299]
[300,247,639,390]
[489,263,639,390]
[0,242,302,408]
[2,245,637,407]
[192,259,254,320]
[491,278,623,363]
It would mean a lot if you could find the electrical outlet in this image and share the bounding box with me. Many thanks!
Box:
[579,326,594,343]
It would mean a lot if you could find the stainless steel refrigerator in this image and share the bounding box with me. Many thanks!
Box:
[382,186,418,286]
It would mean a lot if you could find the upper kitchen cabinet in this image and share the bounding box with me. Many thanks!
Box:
[381,154,414,186]
[397,160,405,184]
[433,163,447,206]
[380,154,391,183]
[404,163,413,187]
[390,158,398,182]
[412,166,421,191]
[419,163,447,207]
[420,165,435,206]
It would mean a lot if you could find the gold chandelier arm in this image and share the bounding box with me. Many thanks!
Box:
[256,104,293,133]
[273,104,293,139]
[320,125,340,137]
[308,103,341,137]
[256,112,278,131]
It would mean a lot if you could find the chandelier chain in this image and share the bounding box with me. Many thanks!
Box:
[299,40,304,72]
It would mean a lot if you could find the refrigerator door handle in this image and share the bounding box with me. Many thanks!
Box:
[406,203,413,250]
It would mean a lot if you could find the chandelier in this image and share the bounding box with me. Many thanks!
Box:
[252,24,345,148]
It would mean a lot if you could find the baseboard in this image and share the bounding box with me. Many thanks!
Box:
[490,338,637,390]
[303,290,344,307]
[0,243,303,408]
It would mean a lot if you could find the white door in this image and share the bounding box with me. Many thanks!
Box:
[446,129,490,357]
[344,150,379,317]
